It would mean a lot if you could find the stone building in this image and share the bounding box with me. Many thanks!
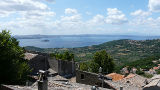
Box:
[143,75,160,90]
[25,51,75,77]
[48,57,75,77]
[1,74,111,90]
[121,67,129,75]
[76,70,115,89]
[25,52,49,75]
[118,74,148,88]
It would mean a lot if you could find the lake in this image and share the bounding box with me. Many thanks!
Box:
[17,35,160,48]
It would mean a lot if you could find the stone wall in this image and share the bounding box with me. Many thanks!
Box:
[76,70,114,89]
[28,55,49,75]
[143,86,160,90]
[48,58,75,76]
[76,70,101,86]
[1,85,13,90]
[59,60,75,76]
[26,51,75,76]
[27,51,48,56]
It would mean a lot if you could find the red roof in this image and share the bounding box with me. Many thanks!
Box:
[107,73,124,81]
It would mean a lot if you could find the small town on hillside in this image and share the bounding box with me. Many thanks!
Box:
[1,51,160,90]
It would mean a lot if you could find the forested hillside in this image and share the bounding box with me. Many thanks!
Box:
[25,39,160,65]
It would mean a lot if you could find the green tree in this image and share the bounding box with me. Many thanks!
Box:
[70,53,74,61]
[90,50,115,73]
[50,53,56,58]
[50,51,74,61]
[79,62,89,71]
[136,68,144,75]
[0,30,31,85]
[63,51,71,60]
[89,61,99,73]
[157,70,160,74]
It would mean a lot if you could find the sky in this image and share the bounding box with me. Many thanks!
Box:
[0,0,160,35]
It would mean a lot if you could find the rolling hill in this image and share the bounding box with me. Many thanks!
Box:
[25,39,160,65]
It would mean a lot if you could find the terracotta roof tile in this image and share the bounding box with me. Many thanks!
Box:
[124,74,135,79]
[106,73,124,81]
[153,67,159,70]
[24,53,38,60]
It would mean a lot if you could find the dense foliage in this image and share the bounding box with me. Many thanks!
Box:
[123,55,160,70]
[91,50,115,73]
[0,30,31,85]
[79,62,89,71]
[50,51,74,61]
[79,50,115,74]
[114,54,160,78]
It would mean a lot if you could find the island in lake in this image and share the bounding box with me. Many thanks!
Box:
[41,39,49,42]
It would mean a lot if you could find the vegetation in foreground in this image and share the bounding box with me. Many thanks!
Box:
[0,30,31,85]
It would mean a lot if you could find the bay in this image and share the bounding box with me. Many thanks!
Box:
[17,35,160,48]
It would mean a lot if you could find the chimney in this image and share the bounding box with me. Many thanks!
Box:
[120,87,123,90]
[37,70,48,90]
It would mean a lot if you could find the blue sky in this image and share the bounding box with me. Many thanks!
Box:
[0,0,160,35]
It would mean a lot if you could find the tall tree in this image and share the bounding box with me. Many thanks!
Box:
[50,51,74,61]
[63,51,71,60]
[79,62,89,71]
[91,50,115,73]
[0,30,31,85]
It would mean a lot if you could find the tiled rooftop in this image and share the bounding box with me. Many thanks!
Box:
[105,80,142,90]
[2,75,111,90]
[106,73,124,81]
[24,52,38,60]
[118,74,147,87]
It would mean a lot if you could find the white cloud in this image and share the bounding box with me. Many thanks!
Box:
[65,8,78,14]
[0,18,54,35]
[0,0,48,11]
[130,9,151,16]
[105,8,128,25]
[1,1,160,35]
[86,12,92,15]
[0,0,54,18]
[45,0,55,3]
[61,14,81,22]
[148,0,160,12]
[0,11,13,17]
[20,10,56,19]
[107,8,121,15]
[62,8,81,22]
[130,15,160,29]
[33,0,55,3]
[145,17,160,28]
[0,0,56,34]
[87,14,105,25]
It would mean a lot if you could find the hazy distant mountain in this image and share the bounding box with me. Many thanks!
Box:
[14,34,157,39]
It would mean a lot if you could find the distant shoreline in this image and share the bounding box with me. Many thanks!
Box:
[14,35,160,39]
[17,35,160,48]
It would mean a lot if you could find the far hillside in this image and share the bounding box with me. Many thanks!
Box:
[25,39,160,65]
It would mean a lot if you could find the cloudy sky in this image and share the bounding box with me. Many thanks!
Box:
[0,0,160,35]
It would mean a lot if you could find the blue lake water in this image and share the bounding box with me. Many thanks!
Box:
[17,35,160,48]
